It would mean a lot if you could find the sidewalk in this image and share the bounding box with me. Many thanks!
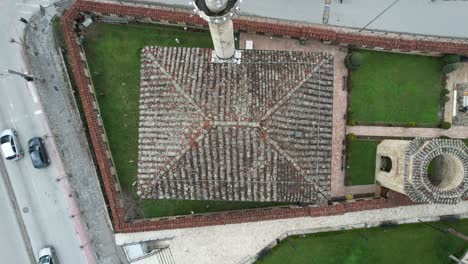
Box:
[444,62,468,123]
[115,201,468,264]
[347,125,468,139]
[24,12,127,264]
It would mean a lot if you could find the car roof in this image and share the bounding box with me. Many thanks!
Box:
[0,129,13,138]
[31,150,43,166]
[38,247,53,258]
[1,142,15,157]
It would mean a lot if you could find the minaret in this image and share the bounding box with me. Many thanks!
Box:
[192,0,241,63]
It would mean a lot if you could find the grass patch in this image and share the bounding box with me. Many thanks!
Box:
[141,199,290,218]
[83,23,214,191]
[83,23,287,217]
[256,219,468,264]
[350,49,442,124]
[346,140,379,186]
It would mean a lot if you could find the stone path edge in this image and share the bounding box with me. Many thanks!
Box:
[62,0,468,233]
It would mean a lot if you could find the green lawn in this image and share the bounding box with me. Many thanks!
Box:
[141,199,289,218]
[346,140,379,186]
[256,219,468,264]
[350,49,442,124]
[83,23,286,218]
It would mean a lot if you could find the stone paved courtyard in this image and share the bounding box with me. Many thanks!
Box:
[137,47,334,203]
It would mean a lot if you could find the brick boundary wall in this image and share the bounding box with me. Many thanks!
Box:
[61,0,464,233]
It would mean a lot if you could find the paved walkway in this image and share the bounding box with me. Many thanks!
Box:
[239,34,349,198]
[347,125,468,139]
[445,62,468,123]
[115,201,468,264]
[344,184,376,196]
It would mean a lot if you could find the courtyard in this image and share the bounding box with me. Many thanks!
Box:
[55,1,468,262]
[83,23,300,217]
[349,49,442,125]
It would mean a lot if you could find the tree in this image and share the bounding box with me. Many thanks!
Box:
[347,133,357,142]
[441,122,451,129]
[442,63,460,74]
[442,54,460,64]
[345,52,363,70]
[347,119,357,126]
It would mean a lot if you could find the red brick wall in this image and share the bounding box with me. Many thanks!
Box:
[63,1,428,233]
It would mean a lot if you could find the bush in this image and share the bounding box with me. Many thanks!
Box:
[439,135,450,139]
[442,54,460,64]
[441,122,451,129]
[442,63,460,74]
[442,88,450,96]
[464,138,468,146]
[405,122,417,127]
[347,133,357,142]
[347,119,357,126]
[345,52,363,70]
[442,95,450,103]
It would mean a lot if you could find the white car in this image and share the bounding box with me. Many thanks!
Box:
[0,129,23,160]
[38,247,58,264]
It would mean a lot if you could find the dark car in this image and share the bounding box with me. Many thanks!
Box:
[28,137,50,169]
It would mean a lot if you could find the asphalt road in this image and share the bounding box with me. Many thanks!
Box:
[0,0,87,263]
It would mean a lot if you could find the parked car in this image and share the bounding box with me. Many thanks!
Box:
[28,137,50,169]
[37,246,58,264]
[0,129,23,160]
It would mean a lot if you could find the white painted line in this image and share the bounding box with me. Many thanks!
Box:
[453,90,457,117]
[25,81,38,103]
[34,110,42,115]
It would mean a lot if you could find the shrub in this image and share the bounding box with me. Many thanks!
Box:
[441,122,451,129]
[439,135,450,139]
[442,54,460,64]
[442,63,460,74]
[442,95,450,103]
[345,52,363,70]
[442,88,450,96]
[347,133,357,142]
[299,39,306,45]
[347,119,357,126]
[441,75,448,88]
[405,122,417,127]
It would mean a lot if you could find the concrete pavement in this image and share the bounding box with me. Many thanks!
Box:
[115,201,468,264]
[444,62,468,123]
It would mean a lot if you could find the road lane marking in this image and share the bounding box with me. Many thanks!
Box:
[24,79,38,103]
